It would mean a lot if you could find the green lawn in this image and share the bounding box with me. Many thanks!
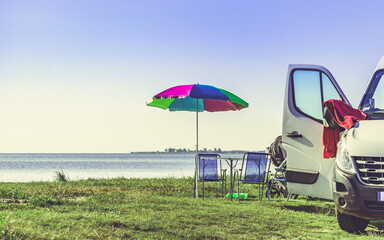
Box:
[0,177,383,239]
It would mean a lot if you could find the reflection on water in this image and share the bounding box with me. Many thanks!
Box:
[0,153,197,182]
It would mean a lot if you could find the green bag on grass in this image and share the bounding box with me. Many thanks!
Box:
[226,193,248,199]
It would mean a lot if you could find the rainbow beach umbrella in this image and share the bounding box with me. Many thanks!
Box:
[147,84,248,153]
[147,84,248,199]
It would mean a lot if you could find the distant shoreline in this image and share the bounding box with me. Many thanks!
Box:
[130,150,259,154]
[0,152,259,155]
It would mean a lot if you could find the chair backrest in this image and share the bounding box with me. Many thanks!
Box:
[242,152,269,182]
[197,154,220,180]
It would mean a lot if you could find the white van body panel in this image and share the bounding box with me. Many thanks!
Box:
[347,120,384,157]
[283,64,350,200]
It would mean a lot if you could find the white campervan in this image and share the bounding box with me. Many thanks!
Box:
[279,56,384,233]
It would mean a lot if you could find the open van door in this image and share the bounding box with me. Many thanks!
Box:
[282,64,351,200]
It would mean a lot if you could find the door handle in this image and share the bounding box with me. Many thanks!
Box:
[286,131,302,138]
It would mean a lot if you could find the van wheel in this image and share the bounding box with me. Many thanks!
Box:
[336,210,369,233]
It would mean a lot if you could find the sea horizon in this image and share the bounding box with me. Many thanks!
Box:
[0,150,254,154]
[0,152,245,182]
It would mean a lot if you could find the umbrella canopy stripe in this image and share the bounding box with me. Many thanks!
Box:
[168,97,205,112]
[189,84,229,101]
[154,84,194,99]
[218,88,249,108]
[203,99,238,112]
[146,98,175,110]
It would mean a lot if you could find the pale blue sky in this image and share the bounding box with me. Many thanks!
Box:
[1,1,383,153]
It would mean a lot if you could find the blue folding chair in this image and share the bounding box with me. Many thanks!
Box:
[194,154,227,199]
[235,152,270,202]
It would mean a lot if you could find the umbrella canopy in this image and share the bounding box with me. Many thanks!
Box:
[147,84,248,112]
[147,84,248,200]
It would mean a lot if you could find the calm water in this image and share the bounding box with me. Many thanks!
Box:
[0,153,200,182]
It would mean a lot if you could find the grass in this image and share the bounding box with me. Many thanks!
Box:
[54,169,69,182]
[0,177,383,239]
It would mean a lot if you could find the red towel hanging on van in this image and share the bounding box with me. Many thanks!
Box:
[322,99,368,159]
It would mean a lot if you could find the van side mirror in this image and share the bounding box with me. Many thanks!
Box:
[323,107,339,129]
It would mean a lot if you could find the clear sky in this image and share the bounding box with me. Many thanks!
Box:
[1,0,383,153]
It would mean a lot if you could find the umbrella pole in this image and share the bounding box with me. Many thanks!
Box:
[196,98,199,155]
[195,98,199,200]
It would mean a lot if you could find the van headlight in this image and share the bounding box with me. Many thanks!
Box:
[336,133,356,174]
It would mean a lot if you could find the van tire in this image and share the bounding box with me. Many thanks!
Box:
[336,210,369,233]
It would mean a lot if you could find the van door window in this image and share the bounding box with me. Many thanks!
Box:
[360,71,384,112]
[293,70,323,121]
[293,70,343,122]
[372,74,384,109]
[322,73,342,102]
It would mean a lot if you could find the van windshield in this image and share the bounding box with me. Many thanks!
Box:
[361,70,384,118]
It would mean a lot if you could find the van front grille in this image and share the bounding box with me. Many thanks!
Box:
[354,156,384,185]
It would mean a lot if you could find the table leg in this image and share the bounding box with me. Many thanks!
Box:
[230,161,233,201]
